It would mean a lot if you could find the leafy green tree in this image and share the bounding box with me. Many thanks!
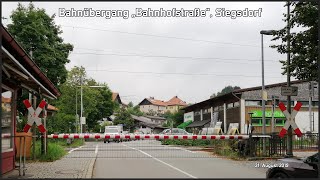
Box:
[163,111,184,127]
[51,66,115,132]
[271,2,318,81]
[212,86,241,97]
[7,3,73,86]
[113,107,135,132]
[127,102,144,116]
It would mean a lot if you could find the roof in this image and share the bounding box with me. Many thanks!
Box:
[182,79,308,111]
[186,120,211,128]
[139,96,187,107]
[145,115,166,120]
[233,79,307,93]
[131,115,165,128]
[177,120,193,129]
[146,98,168,106]
[1,24,60,98]
[112,92,119,101]
[166,96,187,106]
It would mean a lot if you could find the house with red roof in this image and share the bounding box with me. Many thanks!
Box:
[138,96,187,116]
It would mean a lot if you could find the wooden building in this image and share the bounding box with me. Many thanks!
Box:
[1,24,60,174]
[182,80,318,134]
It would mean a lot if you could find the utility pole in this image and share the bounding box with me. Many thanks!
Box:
[76,89,78,133]
[32,94,37,160]
[309,82,313,132]
[271,96,275,133]
[0,18,3,177]
[286,1,293,157]
[261,33,266,156]
[80,75,83,134]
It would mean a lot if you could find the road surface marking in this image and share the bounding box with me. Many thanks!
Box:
[68,146,83,154]
[95,144,99,154]
[122,144,197,179]
[172,146,195,154]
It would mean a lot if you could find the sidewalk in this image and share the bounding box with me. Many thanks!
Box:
[3,146,97,179]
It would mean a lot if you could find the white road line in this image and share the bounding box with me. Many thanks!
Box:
[122,144,197,179]
[172,146,195,154]
[95,144,99,154]
[68,146,83,154]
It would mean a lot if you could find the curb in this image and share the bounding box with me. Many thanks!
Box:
[85,154,97,178]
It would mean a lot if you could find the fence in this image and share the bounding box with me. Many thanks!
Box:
[2,135,29,176]
[247,133,319,157]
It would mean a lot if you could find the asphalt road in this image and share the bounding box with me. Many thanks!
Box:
[75,140,268,178]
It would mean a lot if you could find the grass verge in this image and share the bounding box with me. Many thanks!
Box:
[31,141,67,162]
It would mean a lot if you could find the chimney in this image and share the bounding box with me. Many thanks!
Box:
[175,96,178,98]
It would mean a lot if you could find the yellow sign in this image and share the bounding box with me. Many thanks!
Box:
[262,90,268,101]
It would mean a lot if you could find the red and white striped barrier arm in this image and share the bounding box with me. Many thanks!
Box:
[47,134,250,140]
[278,102,302,137]
[23,99,47,133]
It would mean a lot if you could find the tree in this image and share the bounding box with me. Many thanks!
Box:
[212,86,241,97]
[271,2,318,81]
[51,66,115,132]
[113,107,135,132]
[7,3,73,86]
[146,109,157,116]
[127,102,144,116]
[163,111,184,127]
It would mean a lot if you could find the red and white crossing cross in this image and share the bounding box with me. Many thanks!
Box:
[23,99,47,133]
[278,101,303,138]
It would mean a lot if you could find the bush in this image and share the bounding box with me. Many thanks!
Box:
[51,139,84,148]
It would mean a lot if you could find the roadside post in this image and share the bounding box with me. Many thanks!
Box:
[248,112,254,157]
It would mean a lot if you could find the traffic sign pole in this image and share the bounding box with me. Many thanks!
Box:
[286,1,293,158]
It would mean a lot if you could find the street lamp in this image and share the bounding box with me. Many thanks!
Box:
[260,29,274,156]
[78,81,107,134]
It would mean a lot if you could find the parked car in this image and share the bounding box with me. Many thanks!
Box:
[160,128,192,135]
[266,153,318,178]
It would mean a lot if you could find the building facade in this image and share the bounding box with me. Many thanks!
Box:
[139,96,187,115]
[182,80,318,135]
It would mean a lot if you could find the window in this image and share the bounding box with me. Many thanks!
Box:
[250,118,272,126]
[312,101,318,107]
[300,101,310,107]
[172,129,179,134]
[214,107,218,111]
[178,129,188,134]
[245,100,261,106]
[227,103,233,108]
[251,118,261,126]
[275,119,285,126]
[2,87,13,152]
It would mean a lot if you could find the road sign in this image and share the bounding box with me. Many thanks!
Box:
[262,90,268,100]
[80,117,86,124]
[23,99,47,133]
[278,101,302,137]
[281,86,298,96]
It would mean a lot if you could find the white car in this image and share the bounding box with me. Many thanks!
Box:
[160,128,192,135]
[104,126,122,143]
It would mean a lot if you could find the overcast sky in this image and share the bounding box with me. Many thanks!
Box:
[2,2,295,105]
